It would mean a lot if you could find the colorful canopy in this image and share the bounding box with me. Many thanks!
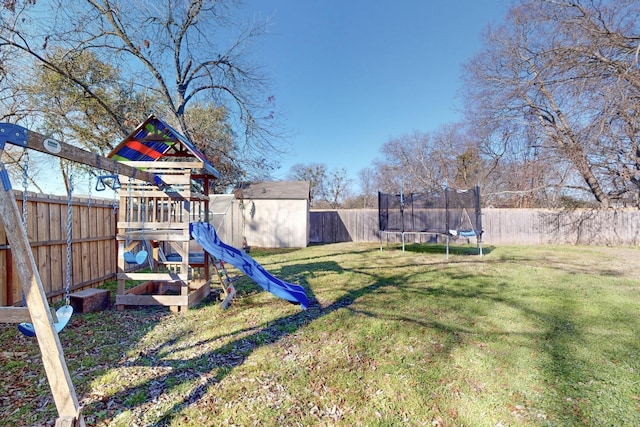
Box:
[107,115,220,178]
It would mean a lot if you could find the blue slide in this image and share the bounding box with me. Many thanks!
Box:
[190,222,309,310]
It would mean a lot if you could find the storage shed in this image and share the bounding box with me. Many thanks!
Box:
[233,181,310,248]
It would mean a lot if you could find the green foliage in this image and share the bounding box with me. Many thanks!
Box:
[1,0,280,184]
[184,103,242,190]
[25,48,158,154]
[288,162,327,206]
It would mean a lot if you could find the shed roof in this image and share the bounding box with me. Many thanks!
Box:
[234,181,310,200]
[107,114,220,178]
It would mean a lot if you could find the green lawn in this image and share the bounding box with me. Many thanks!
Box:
[1,242,640,426]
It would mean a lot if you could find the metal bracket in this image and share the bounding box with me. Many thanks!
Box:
[0,165,12,191]
[0,123,28,149]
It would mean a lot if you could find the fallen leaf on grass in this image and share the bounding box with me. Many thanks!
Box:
[1,351,27,358]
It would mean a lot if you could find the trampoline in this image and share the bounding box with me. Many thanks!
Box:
[378,185,483,257]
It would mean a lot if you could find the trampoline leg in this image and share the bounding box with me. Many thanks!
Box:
[446,235,450,260]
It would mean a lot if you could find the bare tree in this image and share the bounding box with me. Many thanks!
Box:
[24,49,157,153]
[324,168,352,208]
[357,167,376,208]
[373,124,487,195]
[288,163,327,207]
[374,131,444,193]
[463,0,640,208]
[0,0,282,179]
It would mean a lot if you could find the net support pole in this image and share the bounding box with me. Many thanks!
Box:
[400,180,405,254]
[446,234,450,260]
[445,187,450,260]
[475,185,483,257]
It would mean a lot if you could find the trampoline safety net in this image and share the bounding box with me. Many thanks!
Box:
[378,185,482,241]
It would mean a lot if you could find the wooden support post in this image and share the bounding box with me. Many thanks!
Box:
[202,176,211,290]
[0,162,85,426]
[116,240,126,311]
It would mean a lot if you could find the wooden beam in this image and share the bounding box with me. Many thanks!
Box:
[0,306,61,323]
[117,272,189,281]
[116,293,189,306]
[189,282,212,307]
[116,231,190,241]
[0,306,31,323]
[122,160,217,180]
[0,123,164,187]
[0,161,85,426]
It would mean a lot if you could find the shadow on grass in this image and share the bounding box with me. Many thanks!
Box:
[318,255,640,425]
[401,242,495,256]
[270,245,381,267]
[76,247,639,426]
[246,247,301,257]
[79,259,395,425]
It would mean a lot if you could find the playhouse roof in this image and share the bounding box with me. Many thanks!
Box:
[233,181,311,200]
[107,114,220,178]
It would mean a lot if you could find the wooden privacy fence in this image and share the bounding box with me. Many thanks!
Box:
[0,191,116,306]
[4,202,640,306]
[310,209,379,243]
[481,208,640,245]
[310,208,640,246]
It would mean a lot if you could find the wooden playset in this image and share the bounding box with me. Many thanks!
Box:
[0,115,225,426]
[106,115,231,312]
[0,114,306,426]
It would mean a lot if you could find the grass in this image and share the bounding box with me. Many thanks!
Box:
[1,242,640,426]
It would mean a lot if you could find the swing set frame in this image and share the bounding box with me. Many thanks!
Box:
[0,123,165,427]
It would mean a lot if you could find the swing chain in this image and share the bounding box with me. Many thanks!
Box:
[65,173,74,306]
[87,174,93,211]
[140,185,146,238]
[21,152,29,231]
[112,164,119,214]
[125,177,132,246]
[112,187,118,215]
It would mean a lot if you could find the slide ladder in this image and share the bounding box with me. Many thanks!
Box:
[212,259,237,309]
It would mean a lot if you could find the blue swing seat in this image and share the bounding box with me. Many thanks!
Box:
[124,250,148,265]
[18,304,74,337]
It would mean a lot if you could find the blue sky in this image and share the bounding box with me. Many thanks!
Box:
[29,1,511,197]
[243,0,511,189]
